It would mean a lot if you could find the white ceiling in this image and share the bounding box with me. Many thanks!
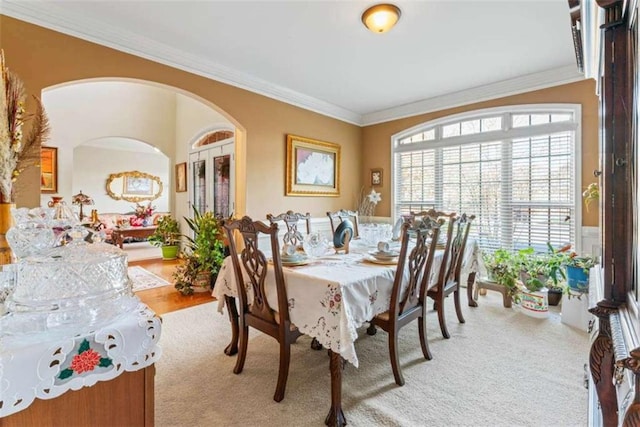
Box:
[1,0,583,125]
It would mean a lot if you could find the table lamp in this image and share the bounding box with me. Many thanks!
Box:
[72,190,94,221]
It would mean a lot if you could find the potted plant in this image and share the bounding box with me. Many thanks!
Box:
[172,252,205,296]
[564,254,596,294]
[515,245,569,317]
[482,248,520,302]
[172,207,227,294]
[147,215,181,260]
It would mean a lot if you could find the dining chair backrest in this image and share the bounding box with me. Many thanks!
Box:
[327,209,360,238]
[443,213,475,288]
[266,210,311,247]
[390,219,442,318]
[411,209,458,285]
[223,216,290,326]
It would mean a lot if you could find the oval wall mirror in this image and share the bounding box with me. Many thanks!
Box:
[106,170,163,202]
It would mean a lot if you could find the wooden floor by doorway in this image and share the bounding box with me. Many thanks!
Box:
[130,258,214,316]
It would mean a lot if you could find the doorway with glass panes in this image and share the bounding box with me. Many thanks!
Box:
[189,138,234,218]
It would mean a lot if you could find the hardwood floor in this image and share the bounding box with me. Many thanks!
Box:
[129,258,215,316]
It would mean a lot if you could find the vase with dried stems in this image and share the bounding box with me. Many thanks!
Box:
[0,50,51,264]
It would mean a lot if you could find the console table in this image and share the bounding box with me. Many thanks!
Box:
[112,226,157,249]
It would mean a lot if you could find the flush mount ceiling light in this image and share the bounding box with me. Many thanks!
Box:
[361,3,401,34]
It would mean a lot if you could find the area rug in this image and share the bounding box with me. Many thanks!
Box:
[155,293,589,426]
[128,266,170,292]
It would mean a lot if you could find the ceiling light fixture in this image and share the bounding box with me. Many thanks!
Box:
[362,4,401,34]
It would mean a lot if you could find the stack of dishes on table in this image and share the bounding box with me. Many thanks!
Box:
[365,248,400,265]
[280,251,310,267]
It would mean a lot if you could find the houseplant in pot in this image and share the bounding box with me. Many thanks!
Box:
[173,207,226,294]
[147,215,181,260]
[564,254,596,294]
[482,248,520,303]
[516,246,568,317]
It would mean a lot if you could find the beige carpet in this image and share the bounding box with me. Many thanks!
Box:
[155,293,588,427]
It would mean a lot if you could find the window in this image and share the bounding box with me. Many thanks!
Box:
[392,105,580,253]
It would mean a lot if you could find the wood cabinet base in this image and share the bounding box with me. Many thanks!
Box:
[0,365,155,427]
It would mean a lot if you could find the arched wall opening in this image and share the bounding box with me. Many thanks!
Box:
[40,78,247,227]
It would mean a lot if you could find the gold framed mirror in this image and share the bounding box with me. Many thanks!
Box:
[106,170,163,202]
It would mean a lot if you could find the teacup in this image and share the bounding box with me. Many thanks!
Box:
[377,241,390,253]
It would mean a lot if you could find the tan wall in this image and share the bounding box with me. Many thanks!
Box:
[0,16,362,218]
[1,16,598,226]
[362,80,600,226]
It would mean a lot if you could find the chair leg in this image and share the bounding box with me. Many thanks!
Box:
[436,295,450,339]
[233,325,249,374]
[388,329,405,386]
[274,342,291,402]
[453,289,466,324]
[418,313,433,360]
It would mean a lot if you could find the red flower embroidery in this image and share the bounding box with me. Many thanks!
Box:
[70,349,101,373]
[334,294,341,302]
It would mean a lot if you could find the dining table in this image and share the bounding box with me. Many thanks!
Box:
[212,237,481,426]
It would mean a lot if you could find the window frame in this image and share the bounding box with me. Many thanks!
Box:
[390,104,583,253]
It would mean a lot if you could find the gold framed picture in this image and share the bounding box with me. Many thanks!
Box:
[286,134,340,197]
[371,168,383,187]
[176,162,187,192]
[40,146,58,193]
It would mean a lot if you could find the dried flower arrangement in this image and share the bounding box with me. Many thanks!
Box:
[0,50,50,203]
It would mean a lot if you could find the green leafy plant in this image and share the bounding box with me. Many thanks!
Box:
[173,253,204,296]
[583,182,599,212]
[173,206,227,295]
[147,215,180,247]
[517,244,569,292]
[564,253,596,274]
[482,248,520,297]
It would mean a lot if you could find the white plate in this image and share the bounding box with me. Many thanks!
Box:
[363,256,398,265]
[281,258,311,267]
[368,250,399,260]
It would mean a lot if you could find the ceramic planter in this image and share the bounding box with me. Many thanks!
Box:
[161,245,179,261]
[520,288,549,318]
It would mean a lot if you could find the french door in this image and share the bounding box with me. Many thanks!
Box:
[188,141,234,218]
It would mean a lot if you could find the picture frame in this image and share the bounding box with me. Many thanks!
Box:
[371,168,383,187]
[286,134,340,197]
[123,175,154,196]
[176,162,187,193]
[40,146,58,193]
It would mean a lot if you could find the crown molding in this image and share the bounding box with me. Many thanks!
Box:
[362,65,586,126]
[1,2,585,128]
[0,1,362,125]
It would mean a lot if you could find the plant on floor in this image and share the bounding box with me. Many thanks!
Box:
[173,253,205,296]
[517,244,569,292]
[147,215,181,260]
[172,206,227,295]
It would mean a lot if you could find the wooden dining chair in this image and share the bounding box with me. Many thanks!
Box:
[426,212,475,339]
[222,216,303,402]
[367,218,442,386]
[326,209,360,238]
[266,210,311,248]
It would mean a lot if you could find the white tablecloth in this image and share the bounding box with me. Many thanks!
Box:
[0,302,162,417]
[213,239,479,367]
